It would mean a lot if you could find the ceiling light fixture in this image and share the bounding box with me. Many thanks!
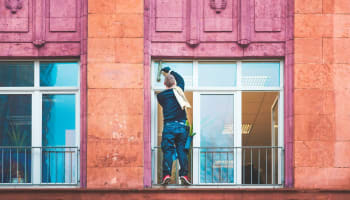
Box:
[242,123,253,135]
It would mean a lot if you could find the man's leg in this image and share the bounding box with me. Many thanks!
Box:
[161,131,175,178]
[175,125,189,177]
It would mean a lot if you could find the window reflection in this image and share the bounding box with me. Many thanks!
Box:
[0,62,34,87]
[42,94,76,183]
[40,62,79,87]
[153,62,193,88]
[200,94,234,183]
[198,62,237,87]
[0,94,32,183]
[241,62,280,87]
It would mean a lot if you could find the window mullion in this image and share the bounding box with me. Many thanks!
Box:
[193,60,198,88]
[237,61,242,89]
[234,91,242,184]
[75,91,80,184]
[31,91,42,184]
[34,61,40,89]
[192,92,200,184]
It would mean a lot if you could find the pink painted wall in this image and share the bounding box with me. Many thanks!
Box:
[0,0,85,57]
[144,0,294,187]
[147,0,288,57]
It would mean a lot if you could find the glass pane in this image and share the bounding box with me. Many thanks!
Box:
[242,92,279,184]
[0,94,32,183]
[241,62,280,87]
[42,94,77,183]
[40,62,79,87]
[153,62,193,88]
[198,62,237,87]
[0,62,34,87]
[200,94,234,183]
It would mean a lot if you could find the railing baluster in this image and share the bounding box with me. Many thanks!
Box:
[265,148,267,184]
[226,151,229,183]
[63,149,65,183]
[218,152,221,183]
[70,149,73,183]
[45,150,47,183]
[204,151,207,183]
[9,149,12,183]
[211,152,214,183]
[25,148,27,183]
[234,149,236,184]
[250,148,252,184]
[258,148,260,184]
[49,150,51,183]
[55,148,58,183]
[16,148,19,181]
[272,147,274,184]
[242,148,245,184]
[1,148,3,183]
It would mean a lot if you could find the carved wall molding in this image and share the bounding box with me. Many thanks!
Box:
[186,0,200,48]
[238,0,251,48]
[5,0,23,14]
[209,0,227,13]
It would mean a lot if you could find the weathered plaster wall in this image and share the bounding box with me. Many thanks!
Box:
[294,0,350,189]
[87,0,144,188]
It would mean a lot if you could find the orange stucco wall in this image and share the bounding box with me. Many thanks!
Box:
[87,0,144,188]
[294,0,350,189]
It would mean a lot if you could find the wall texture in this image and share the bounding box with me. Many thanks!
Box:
[294,0,350,189]
[0,0,85,57]
[87,0,145,188]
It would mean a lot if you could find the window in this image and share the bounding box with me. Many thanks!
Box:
[0,61,80,185]
[151,60,284,186]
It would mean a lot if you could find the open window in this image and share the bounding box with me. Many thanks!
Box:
[151,60,284,186]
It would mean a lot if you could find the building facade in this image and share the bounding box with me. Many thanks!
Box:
[0,0,350,199]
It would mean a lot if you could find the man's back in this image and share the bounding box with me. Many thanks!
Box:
[157,88,186,123]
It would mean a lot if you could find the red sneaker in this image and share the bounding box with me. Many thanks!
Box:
[180,176,191,185]
[161,175,171,185]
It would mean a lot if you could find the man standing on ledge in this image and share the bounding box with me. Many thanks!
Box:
[157,66,191,185]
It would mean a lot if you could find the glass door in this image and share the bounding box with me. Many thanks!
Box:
[193,92,241,184]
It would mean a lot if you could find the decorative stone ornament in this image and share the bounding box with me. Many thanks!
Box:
[5,0,23,14]
[209,0,227,14]
[33,40,46,48]
[186,39,200,48]
[238,39,251,48]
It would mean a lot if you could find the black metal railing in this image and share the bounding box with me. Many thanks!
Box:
[152,146,284,186]
[0,146,79,185]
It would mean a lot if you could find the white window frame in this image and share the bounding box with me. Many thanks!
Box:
[151,59,284,187]
[0,59,80,187]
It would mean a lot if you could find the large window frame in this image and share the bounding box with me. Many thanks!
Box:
[0,60,80,187]
[151,59,284,187]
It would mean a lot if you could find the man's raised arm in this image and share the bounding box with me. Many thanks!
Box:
[170,71,184,91]
[161,66,185,91]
